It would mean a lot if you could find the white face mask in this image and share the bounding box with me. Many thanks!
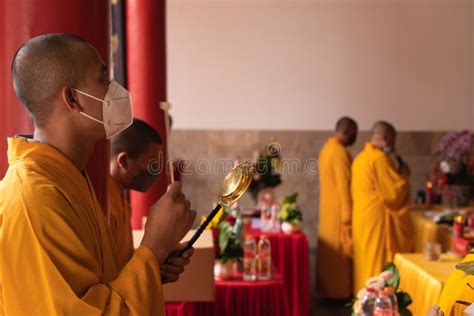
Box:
[73,80,133,139]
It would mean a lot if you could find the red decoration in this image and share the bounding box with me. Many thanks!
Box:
[453,237,473,257]
[195,274,290,316]
[165,302,196,316]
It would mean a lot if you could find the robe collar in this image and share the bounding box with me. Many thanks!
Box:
[7,136,100,211]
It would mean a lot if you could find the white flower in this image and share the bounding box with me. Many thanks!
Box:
[379,270,394,282]
[357,288,367,301]
[353,300,362,314]
[365,276,385,291]
[440,160,450,174]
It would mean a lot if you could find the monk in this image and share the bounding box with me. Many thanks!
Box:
[108,118,161,266]
[352,121,413,293]
[316,117,358,300]
[0,33,196,315]
[437,252,474,316]
[109,118,187,283]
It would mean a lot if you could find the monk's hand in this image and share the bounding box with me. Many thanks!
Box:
[141,182,196,264]
[400,159,411,176]
[391,153,410,175]
[160,242,195,284]
[340,223,353,258]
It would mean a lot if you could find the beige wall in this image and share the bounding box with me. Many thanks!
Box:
[167,0,473,131]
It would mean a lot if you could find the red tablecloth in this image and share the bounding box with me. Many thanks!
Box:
[245,229,310,316]
[165,302,195,316]
[195,274,290,316]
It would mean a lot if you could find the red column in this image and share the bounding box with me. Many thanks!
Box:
[126,0,168,229]
[0,0,110,212]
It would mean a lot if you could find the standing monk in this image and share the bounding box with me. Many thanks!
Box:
[317,117,358,300]
[0,34,196,315]
[352,121,413,293]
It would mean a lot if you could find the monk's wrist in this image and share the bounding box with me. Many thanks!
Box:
[140,238,170,265]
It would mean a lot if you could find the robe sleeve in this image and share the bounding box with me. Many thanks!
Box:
[333,148,352,225]
[373,154,410,211]
[1,175,164,315]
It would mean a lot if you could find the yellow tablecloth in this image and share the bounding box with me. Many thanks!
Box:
[411,208,453,252]
[394,253,461,316]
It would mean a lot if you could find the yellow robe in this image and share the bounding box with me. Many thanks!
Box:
[316,136,353,298]
[352,143,413,293]
[0,137,164,315]
[108,175,134,267]
[438,253,474,316]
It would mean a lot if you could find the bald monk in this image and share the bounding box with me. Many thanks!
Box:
[109,118,189,283]
[437,252,474,316]
[108,118,161,267]
[316,117,358,300]
[352,121,413,293]
[0,34,196,315]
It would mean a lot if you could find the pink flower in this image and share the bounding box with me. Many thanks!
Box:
[379,270,394,281]
[365,276,385,291]
[357,288,367,301]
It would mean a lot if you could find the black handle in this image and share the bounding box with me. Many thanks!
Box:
[179,204,222,256]
[161,204,223,283]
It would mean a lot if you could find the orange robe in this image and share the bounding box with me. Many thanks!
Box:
[0,137,164,315]
[352,143,413,293]
[108,175,134,267]
[316,136,353,298]
[438,253,474,316]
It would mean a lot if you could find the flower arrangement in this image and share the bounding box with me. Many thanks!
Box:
[203,205,243,264]
[248,140,282,202]
[437,130,474,159]
[436,130,474,186]
[278,193,303,233]
[352,263,413,316]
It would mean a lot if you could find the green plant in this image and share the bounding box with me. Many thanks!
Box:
[216,211,243,263]
[382,262,400,289]
[278,193,303,224]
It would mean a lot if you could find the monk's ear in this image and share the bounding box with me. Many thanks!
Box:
[62,87,82,112]
[117,152,129,170]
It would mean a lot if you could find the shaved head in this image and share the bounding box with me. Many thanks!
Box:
[110,118,163,192]
[335,116,358,146]
[11,33,88,127]
[371,120,397,149]
[335,116,357,132]
[372,121,396,138]
[111,118,162,159]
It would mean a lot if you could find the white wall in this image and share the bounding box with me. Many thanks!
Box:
[166,0,473,131]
